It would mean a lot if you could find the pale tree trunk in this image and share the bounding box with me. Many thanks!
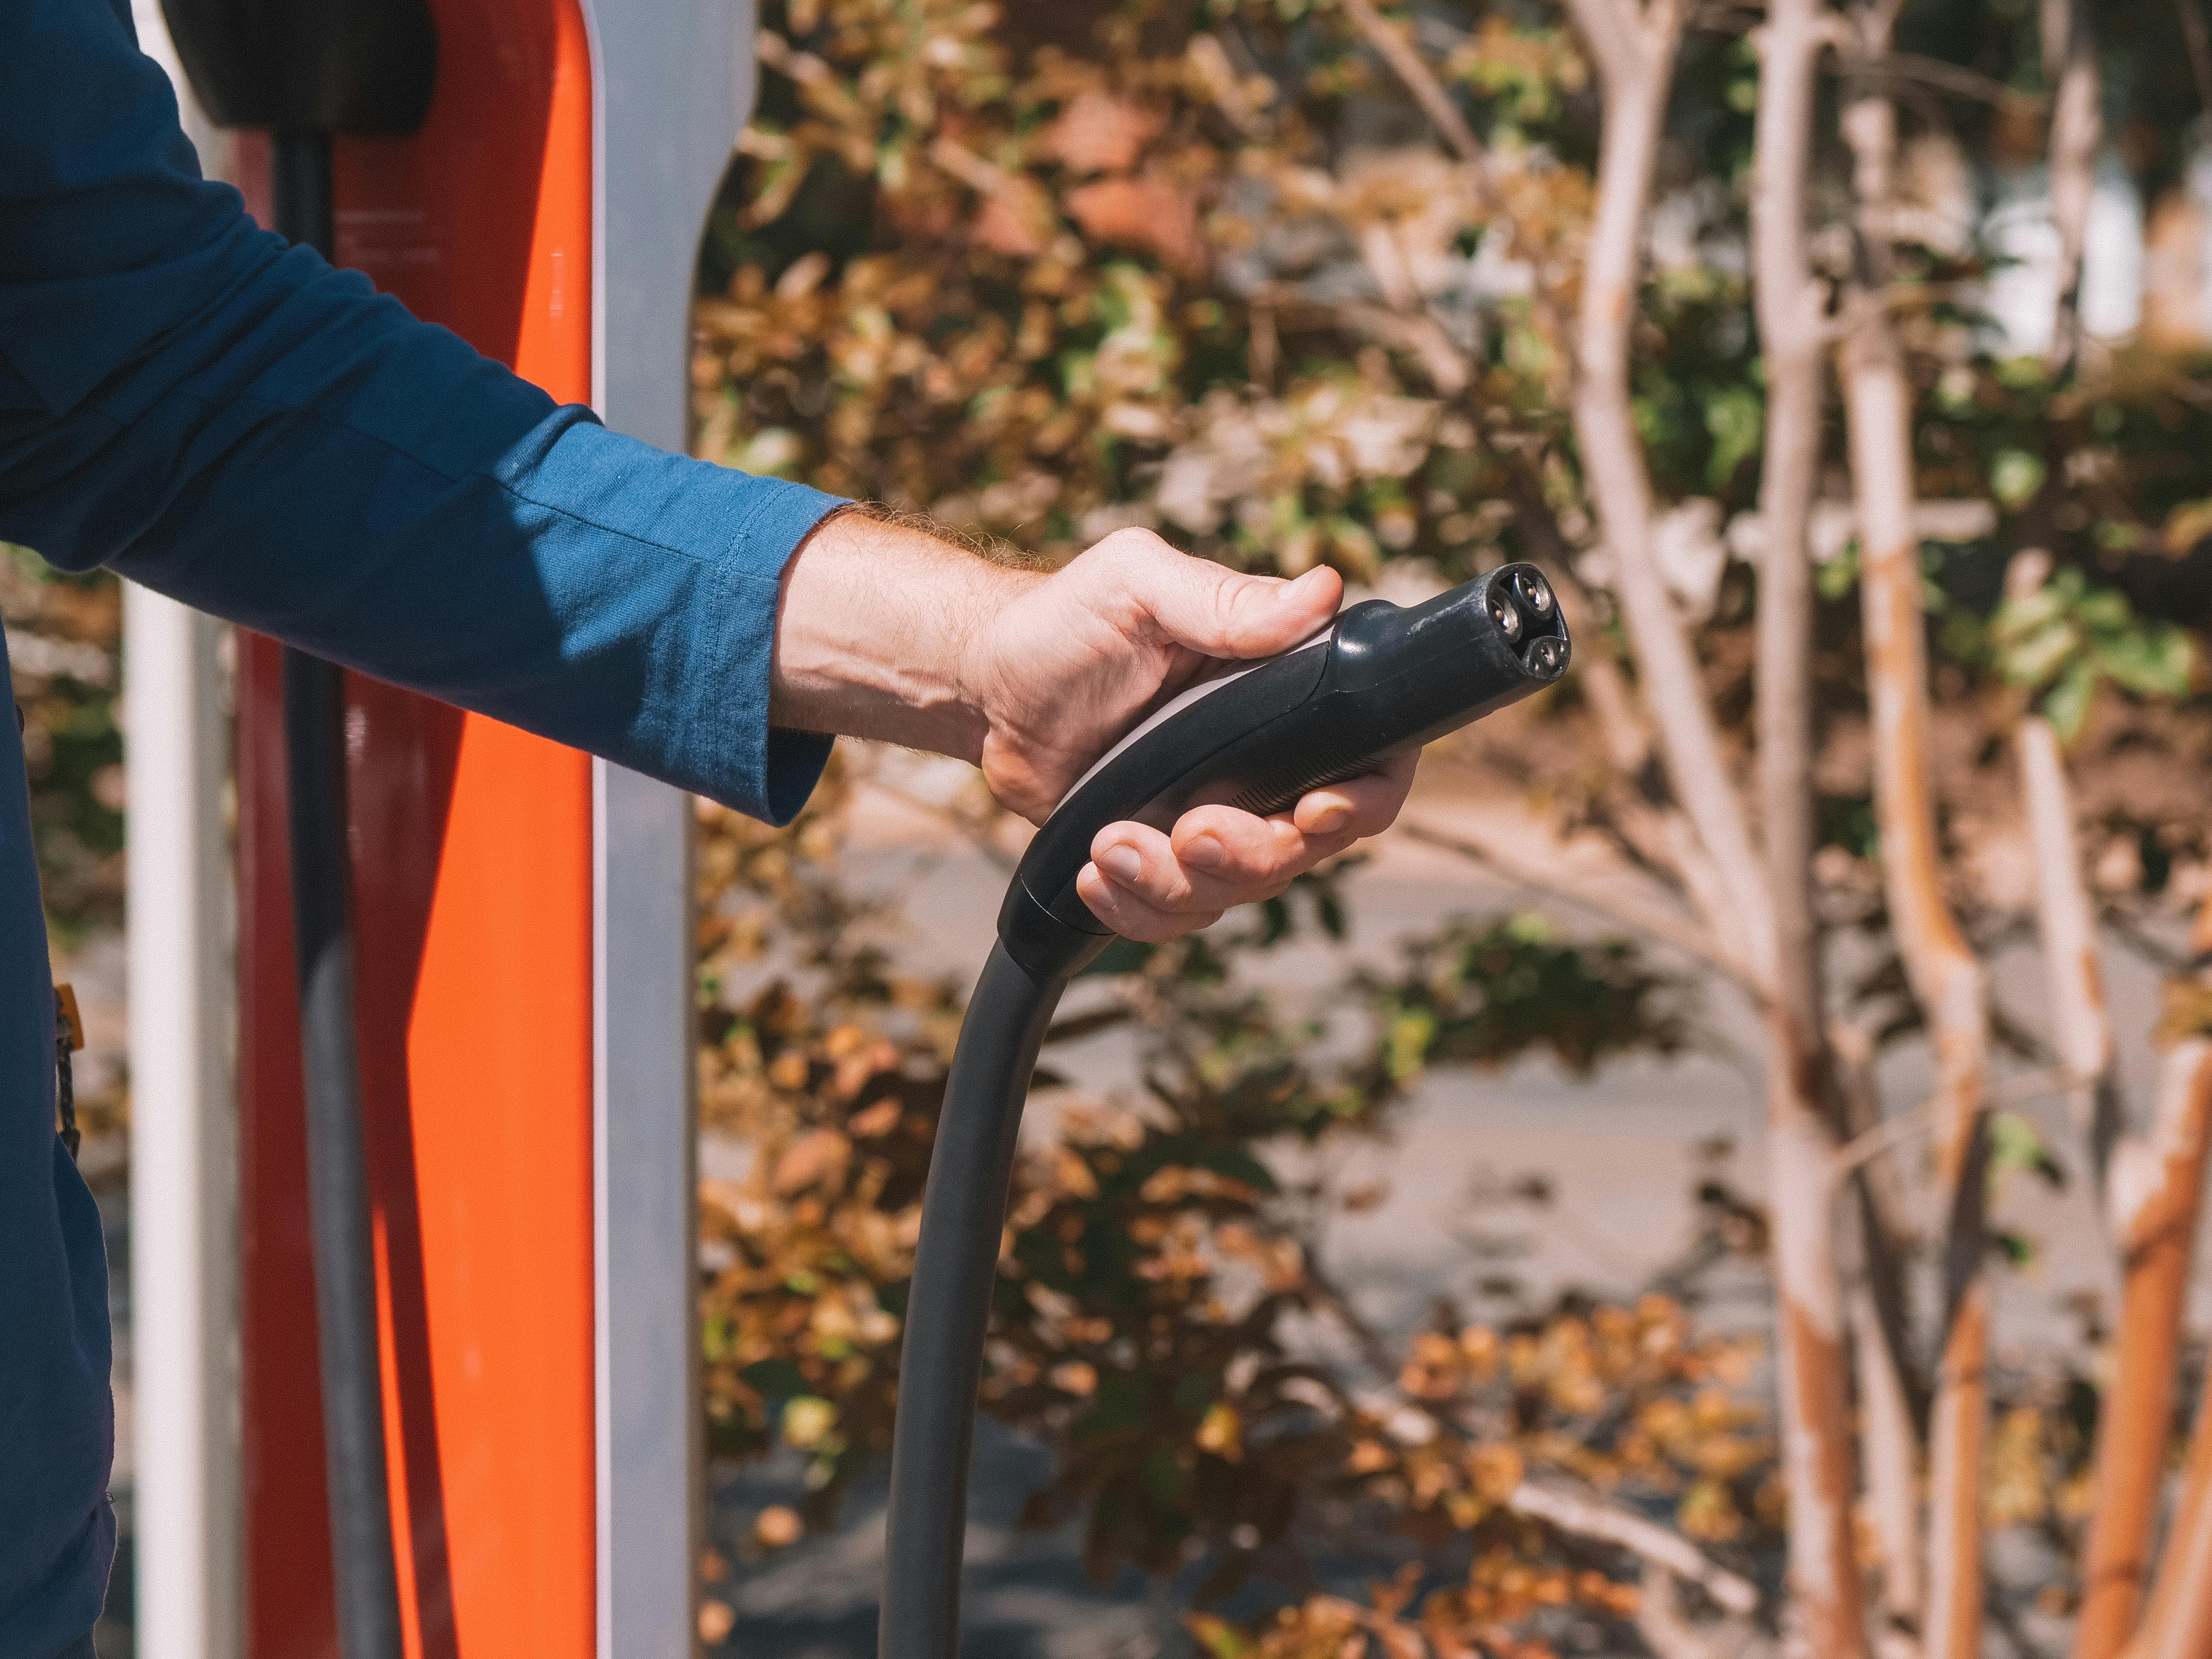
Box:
[2041,0,2101,377]
[2019,720,2121,1153]
[1851,1285,1923,1639]
[2103,895,2212,1659]
[1838,15,1992,1659]
[2006,29,2182,1648]
[2017,694,2163,1659]
[1834,1019,1925,1642]
[1845,311,1992,1659]
[2008,550,2122,1168]
[1749,3,1876,1654]
[1559,0,1778,993]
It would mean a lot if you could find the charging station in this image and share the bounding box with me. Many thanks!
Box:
[128,3,759,1656]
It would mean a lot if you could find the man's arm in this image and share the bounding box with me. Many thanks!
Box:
[3,0,848,820]
[0,0,1412,927]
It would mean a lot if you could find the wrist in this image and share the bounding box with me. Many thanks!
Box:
[769,508,1036,761]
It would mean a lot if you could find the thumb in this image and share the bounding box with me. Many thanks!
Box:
[1133,554,1342,661]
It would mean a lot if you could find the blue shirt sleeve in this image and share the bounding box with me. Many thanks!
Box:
[0,0,843,826]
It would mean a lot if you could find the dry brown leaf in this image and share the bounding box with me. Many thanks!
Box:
[1049,90,1163,175]
[773,1127,852,1194]
[1066,173,1206,273]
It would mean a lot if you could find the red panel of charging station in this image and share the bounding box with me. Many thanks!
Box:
[234,2,598,1655]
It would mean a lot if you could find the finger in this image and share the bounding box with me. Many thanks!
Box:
[1086,749,1421,917]
[1165,752,1421,886]
[1289,751,1419,844]
[1076,862,1224,942]
[1090,531,1342,661]
[1095,815,1300,912]
[1165,807,1306,890]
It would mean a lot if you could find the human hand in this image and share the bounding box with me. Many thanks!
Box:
[771,516,1417,942]
[955,529,1417,941]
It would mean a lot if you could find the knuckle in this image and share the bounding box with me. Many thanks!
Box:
[1150,872,1189,904]
[1093,527,1164,572]
[1212,574,1269,638]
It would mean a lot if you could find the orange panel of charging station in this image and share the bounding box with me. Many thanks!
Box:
[235,2,598,1655]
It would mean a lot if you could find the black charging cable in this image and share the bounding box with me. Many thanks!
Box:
[881,944,1069,1653]
[273,130,407,1659]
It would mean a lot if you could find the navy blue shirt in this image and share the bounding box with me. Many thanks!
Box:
[1,3,842,1651]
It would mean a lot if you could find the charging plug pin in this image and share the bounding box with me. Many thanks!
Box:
[1510,568,1555,620]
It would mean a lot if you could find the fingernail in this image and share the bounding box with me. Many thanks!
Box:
[1101,845,1143,884]
[1307,802,1350,835]
[1183,834,1225,870]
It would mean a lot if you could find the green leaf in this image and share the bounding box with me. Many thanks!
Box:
[1382,914,1691,1076]
[1186,1614,1253,1659]
[1991,448,2046,510]
[1171,1369,1218,1418]
[2040,658,2097,741]
[1997,615,2080,689]
[1989,1110,2066,1189]
[1817,544,1859,601]
[1703,387,1763,491]
[1385,1005,1437,1080]
[2096,625,2195,699]
[1504,910,1552,945]
[2074,587,2131,632]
